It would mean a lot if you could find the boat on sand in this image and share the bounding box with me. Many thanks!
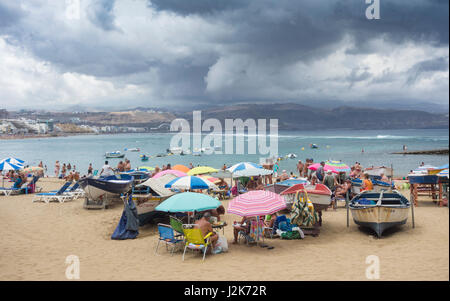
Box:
[349,190,410,237]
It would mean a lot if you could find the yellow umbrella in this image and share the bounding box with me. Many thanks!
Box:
[138,166,155,171]
[187,166,218,176]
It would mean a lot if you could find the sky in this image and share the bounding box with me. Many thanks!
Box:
[0,0,448,111]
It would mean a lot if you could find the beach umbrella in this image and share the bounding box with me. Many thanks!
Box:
[0,157,25,166]
[22,166,43,173]
[153,169,187,179]
[228,190,287,217]
[187,166,218,176]
[199,175,221,184]
[323,160,350,173]
[232,168,273,178]
[155,192,221,213]
[0,161,23,172]
[227,162,262,173]
[437,169,449,178]
[164,176,218,190]
[172,164,190,173]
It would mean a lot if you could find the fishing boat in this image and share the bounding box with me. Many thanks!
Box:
[281,183,332,211]
[286,153,297,159]
[125,148,140,152]
[79,174,134,203]
[140,154,149,161]
[349,190,411,237]
[105,151,125,158]
[364,166,393,178]
[310,144,319,149]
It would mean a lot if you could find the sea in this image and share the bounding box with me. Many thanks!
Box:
[1,128,448,177]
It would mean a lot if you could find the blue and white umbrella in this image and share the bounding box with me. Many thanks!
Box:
[227,162,262,173]
[164,176,218,190]
[0,157,25,166]
[0,161,23,172]
[437,169,449,178]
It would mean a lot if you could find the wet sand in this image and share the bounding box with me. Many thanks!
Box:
[0,177,448,281]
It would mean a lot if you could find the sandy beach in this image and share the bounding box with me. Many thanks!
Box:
[0,177,448,281]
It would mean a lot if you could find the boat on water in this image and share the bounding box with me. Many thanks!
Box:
[310,144,319,149]
[125,148,140,152]
[105,151,125,158]
[79,174,134,202]
[285,153,297,159]
[281,183,332,211]
[349,190,411,237]
[140,154,149,161]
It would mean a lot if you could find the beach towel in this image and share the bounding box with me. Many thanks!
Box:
[291,191,319,228]
[111,195,139,240]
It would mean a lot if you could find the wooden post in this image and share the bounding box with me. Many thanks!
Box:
[346,190,349,228]
[411,195,415,229]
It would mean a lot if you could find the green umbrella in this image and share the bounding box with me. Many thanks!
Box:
[155,192,221,213]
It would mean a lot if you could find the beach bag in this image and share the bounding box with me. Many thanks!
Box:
[214,234,228,253]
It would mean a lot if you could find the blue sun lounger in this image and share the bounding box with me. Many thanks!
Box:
[32,181,72,203]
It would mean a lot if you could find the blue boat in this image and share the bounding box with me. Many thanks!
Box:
[79,174,134,202]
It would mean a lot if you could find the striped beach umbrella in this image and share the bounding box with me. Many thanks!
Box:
[23,166,43,173]
[155,192,221,213]
[153,169,187,179]
[227,162,262,173]
[0,157,25,167]
[0,161,23,172]
[227,190,287,217]
[324,160,350,172]
[187,166,218,176]
[437,169,449,178]
[164,176,218,190]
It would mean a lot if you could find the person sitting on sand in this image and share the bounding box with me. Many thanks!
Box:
[280,170,289,181]
[64,172,74,182]
[361,174,373,191]
[255,177,264,190]
[232,216,255,244]
[195,212,218,248]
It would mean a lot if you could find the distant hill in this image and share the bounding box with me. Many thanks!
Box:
[176,103,449,130]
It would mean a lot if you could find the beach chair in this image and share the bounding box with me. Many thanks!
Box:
[32,181,72,203]
[51,182,84,199]
[182,224,213,261]
[169,216,185,239]
[155,223,184,256]
[0,182,29,196]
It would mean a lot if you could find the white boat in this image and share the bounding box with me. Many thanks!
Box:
[105,151,125,158]
[349,190,410,237]
[127,148,140,152]
[281,183,332,211]
[79,174,134,203]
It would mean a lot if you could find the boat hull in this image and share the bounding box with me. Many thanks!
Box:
[350,206,409,237]
[408,174,438,184]
[79,176,133,201]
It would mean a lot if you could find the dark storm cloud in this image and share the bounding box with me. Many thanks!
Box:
[407,56,449,84]
[149,0,247,15]
[0,2,23,28]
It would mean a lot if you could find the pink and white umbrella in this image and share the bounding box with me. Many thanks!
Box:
[152,169,187,179]
[228,190,287,217]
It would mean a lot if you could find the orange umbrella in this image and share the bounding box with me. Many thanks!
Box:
[172,164,190,173]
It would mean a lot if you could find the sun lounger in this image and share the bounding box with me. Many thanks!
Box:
[50,182,84,199]
[32,181,73,203]
[0,182,29,196]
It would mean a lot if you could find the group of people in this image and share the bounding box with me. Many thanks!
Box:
[54,161,77,179]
